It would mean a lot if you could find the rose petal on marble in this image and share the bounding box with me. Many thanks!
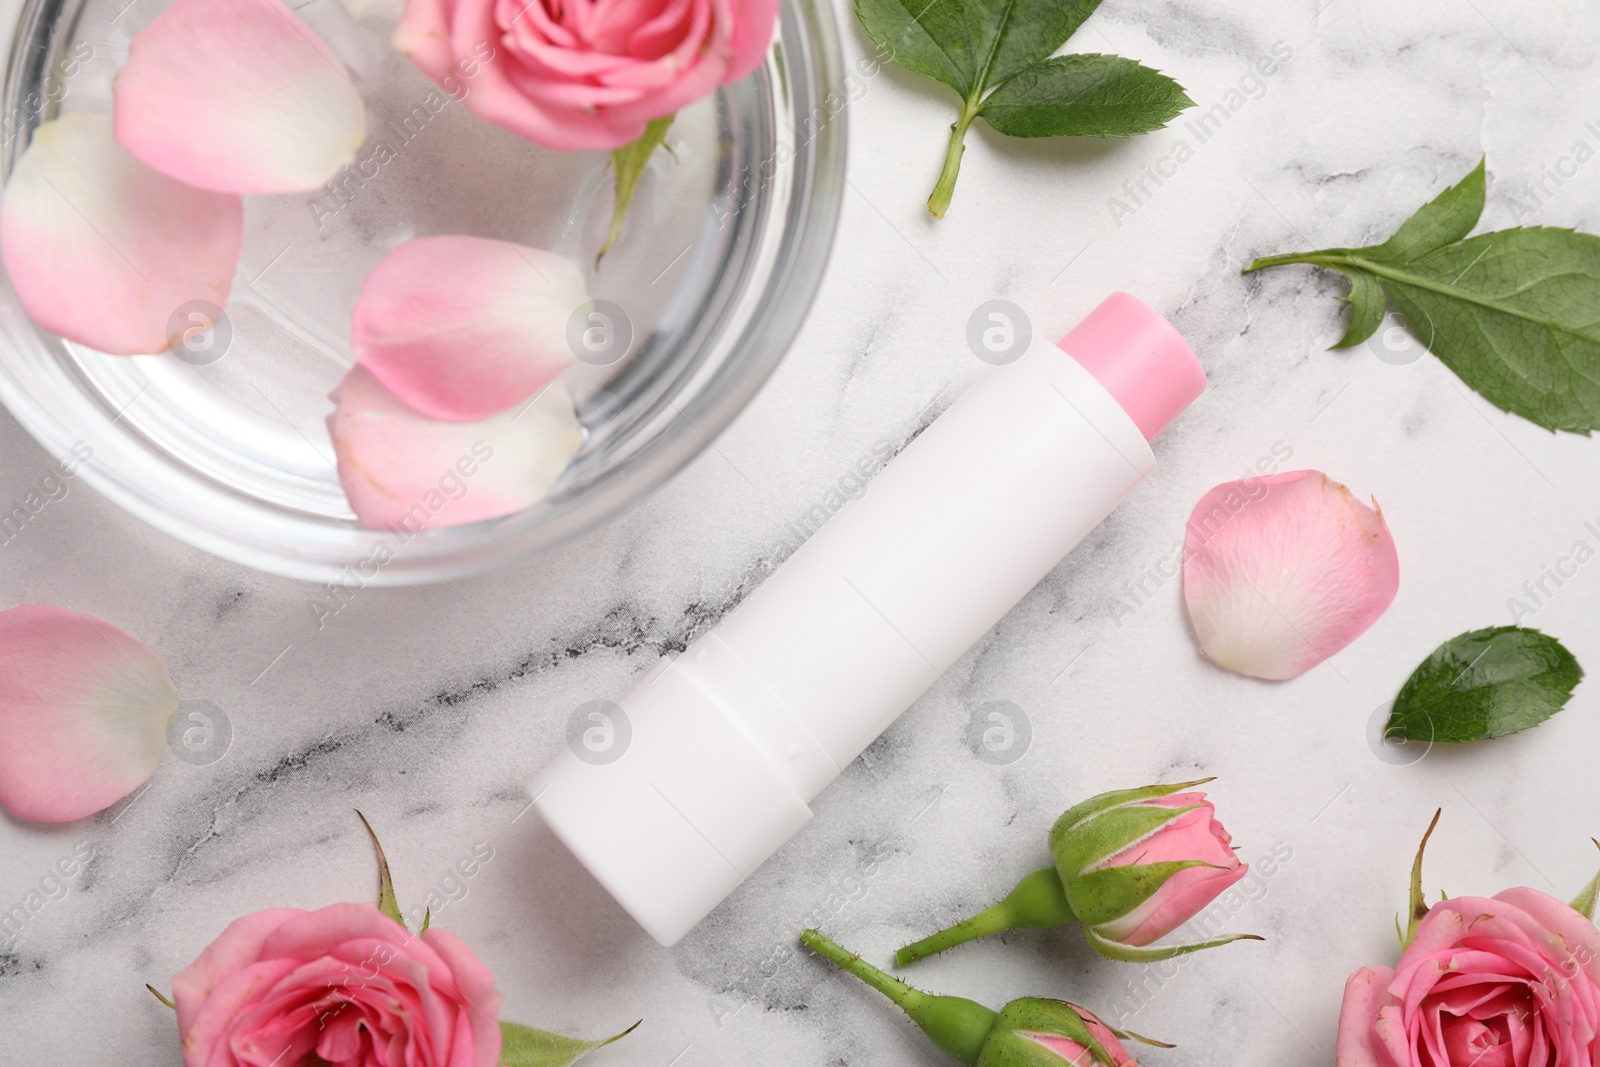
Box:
[113,0,366,194]
[1182,470,1399,681]
[351,236,588,421]
[0,115,242,355]
[0,604,179,823]
[328,365,582,531]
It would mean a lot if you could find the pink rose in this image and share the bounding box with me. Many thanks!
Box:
[172,903,503,1067]
[1336,889,1600,1067]
[393,0,779,151]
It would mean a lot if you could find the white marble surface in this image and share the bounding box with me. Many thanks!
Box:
[6,0,1600,1063]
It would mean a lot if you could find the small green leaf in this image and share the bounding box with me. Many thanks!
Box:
[1244,159,1600,434]
[499,1020,640,1067]
[978,54,1191,139]
[355,810,406,930]
[1331,269,1387,349]
[1368,158,1486,263]
[420,908,431,933]
[1570,839,1600,922]
[1386,627,1584,743]
[145,984,176,1010]
[1405,809,1441,947]
[598,115,674,266]
[853,0,1103,101]
[853,0,1188,216]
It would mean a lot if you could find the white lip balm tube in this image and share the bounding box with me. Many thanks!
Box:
[529,292,1206,946]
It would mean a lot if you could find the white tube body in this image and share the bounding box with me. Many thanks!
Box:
[530,335,1156,945]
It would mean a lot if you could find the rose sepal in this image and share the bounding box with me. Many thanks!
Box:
[1083,926,1263,963]
[499,1019,641,1067]
[1063,860,1214,926]
[1049,778,1215,851]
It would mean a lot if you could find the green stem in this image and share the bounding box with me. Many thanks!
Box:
[896,902,1016,966]
[801,929,927,1014]
[1247,249,1582,338]
[801,929,998,1065]
[896,867,1075,967]
[927,100,982,219]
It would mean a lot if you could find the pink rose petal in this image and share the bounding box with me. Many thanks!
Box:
[1336,966,1398,1067]
[422,928,505,1067]
[1182,470,1399,681]
[1092,793,1249,946]
[352,236,588,422]
[328,366,582,531]
[0,604,179,823]
[114,0,366,194]
[0,115,242,355]
[171,908,307,1037]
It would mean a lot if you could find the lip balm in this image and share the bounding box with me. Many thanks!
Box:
[529,292,1206,946]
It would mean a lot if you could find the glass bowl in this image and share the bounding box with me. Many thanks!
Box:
[0,0,845,583]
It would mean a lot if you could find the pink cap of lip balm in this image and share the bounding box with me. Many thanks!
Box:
[1057,291,1206,441]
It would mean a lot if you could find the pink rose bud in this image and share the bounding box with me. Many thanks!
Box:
[896,780,1260,966]
[801,929,1160,1066]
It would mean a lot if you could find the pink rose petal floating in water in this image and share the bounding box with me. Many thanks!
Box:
[1182,470,1399,681]
[114,0,366,194]
[0,605,179,823]
[352,236,590,422]
[328,366,583,532]
[0,115,242,355]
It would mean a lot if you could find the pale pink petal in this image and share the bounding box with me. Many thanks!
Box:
[1182,470,1399,681]
[113,0,366,194]
[352,236,588,421]
[422,928,504,1067]
[0,604,180,822]
[391,0,455,80]
[1494,887,1600,985]
[171,908,305,1038]
[1337,967,1398,1067]
[328,366,582,531]
[0,115,242,355]
[1102,863,1249,947]
[722,0,779,81]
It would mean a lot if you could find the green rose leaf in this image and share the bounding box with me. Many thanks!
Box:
[598,115,674,266]
[499,1020,640,1067]
[977,54,1192,139]
[1245,158,1600,434]
[1385,626,1583,743]
[853,0,1189,217]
